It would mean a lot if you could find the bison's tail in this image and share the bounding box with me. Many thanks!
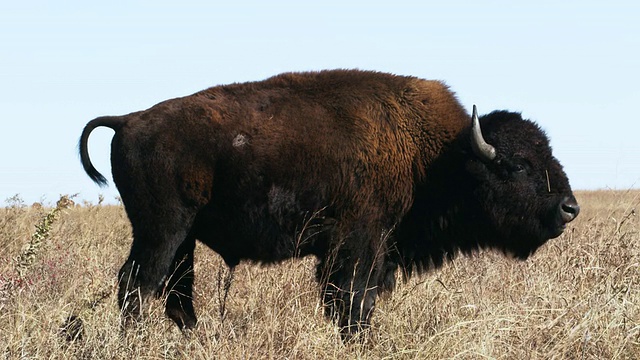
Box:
[78,116,127,187]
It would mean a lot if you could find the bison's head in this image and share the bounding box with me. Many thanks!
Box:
[465,106,579,259]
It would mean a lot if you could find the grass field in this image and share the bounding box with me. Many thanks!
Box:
[1,190,638,359]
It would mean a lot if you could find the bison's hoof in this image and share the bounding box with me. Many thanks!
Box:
[166,307,197,330]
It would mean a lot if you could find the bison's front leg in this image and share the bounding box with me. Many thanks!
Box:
[326,282,377,338]
[317,228,387,340]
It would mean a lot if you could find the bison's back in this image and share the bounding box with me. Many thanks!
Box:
[110,70,470,263]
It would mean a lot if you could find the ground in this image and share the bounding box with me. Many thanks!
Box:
[0,191,638,359]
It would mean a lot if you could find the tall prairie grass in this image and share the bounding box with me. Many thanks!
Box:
[0,190,638,359]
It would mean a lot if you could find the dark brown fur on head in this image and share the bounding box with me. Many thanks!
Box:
[394,110,577,278]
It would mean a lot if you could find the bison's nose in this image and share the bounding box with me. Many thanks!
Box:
[559,196,580,223]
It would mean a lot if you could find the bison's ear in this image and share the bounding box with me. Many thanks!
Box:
[470,105,497,162]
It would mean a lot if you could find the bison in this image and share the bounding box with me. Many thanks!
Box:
[79,69,579,338]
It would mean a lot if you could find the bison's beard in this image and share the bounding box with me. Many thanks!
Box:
[509,241,544,260]
[492,222,557,261]
[492,199,571,260]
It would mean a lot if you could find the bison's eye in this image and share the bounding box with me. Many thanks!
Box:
[514,164,526,173]
[509,161,530,178]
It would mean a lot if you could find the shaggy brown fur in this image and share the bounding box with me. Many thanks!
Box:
[79,70,579,339]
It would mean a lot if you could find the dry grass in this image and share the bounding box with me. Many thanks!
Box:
[1,190,638,359]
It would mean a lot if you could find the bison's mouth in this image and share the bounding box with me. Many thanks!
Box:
[509,196,580,260]
[550,222,568,238]
[549,225,566,239]
[550,195,580,238]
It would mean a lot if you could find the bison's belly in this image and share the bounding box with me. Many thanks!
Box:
[190,195,330,266]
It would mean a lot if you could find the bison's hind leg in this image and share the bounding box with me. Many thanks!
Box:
[159,235,197,329]
[117,207,198,329]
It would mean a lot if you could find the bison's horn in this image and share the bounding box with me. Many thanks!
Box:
[470,105,496,162]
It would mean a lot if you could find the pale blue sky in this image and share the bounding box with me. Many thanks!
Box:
[1,1,638,204]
